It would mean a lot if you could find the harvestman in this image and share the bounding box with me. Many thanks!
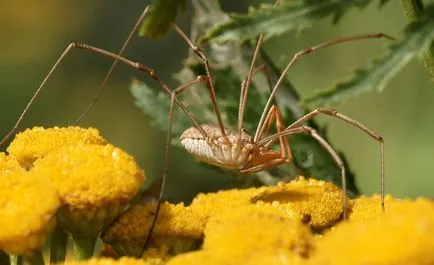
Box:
[0,4,389,255]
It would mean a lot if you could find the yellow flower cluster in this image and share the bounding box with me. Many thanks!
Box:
[0,127,145,255]
[105,178,341,244]
[63,257,150,265]
[103,177,434,265]
[1,126,433,265]
[104,178,341,263]
[311,199,434,265]
[7,126,106,168]
[0,171,59,255]
[0,152,24,173]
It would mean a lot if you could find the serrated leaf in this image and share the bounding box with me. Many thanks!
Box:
[305,8,434,106]
[139,0,187,39]
[183,60,268,132]
[201,0,379,44]
[130,79,190,135]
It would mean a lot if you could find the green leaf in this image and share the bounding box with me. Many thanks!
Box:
[201,0,383,44]
[305,7,434,106]
[400,0,434,78]
[130,79,190,135]
[139,0,187,39]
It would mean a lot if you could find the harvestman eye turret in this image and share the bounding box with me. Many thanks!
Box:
[0,3,390,257]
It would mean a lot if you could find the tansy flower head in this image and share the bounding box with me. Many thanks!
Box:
[63,257,150,265]
[165,250,233,265]
[103,201,202,257]
[31,143,145,236]
[349,194,396,221]
[190,177,342,229]
[311,199,434,264]
[203,205,313,258]
[0,171,59,255]
[250,177,343,229]
[0,152,24,174]
[167,239,308,265]
[189,185,264,218]
[7,126,107,168]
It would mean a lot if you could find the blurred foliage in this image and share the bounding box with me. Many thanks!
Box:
[201,0,388,44]
[139,0,187,39]
[307,6,434,106]
[400,0,434,78]
[200,0,434,106]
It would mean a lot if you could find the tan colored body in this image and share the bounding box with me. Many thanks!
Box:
[180,124,287,173]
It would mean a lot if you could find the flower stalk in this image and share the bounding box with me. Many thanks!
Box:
[49,224,68,263]
[71,234,97,261]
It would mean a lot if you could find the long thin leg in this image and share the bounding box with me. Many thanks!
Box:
[0,43,210,147]
[256,105,292,160]
[238,32,265,134]
[174,25,227,138]
[75,6,150,125]
[0,44,74,147]
[241,64,274,98]
[254,33,395,142]
[140,78,206,256]
[239,64,275,117]
[284,108,385,211]
[238,0,280,134]
[257,126,349,219]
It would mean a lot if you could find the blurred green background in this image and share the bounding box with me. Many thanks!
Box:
[0,0,433,202]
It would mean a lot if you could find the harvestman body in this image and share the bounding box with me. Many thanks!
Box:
[0,4,389,256]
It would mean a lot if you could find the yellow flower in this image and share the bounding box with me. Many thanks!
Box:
[190,177,343,229]
[101,237,173,264]
[0,171,59,255]
[252,178,343,229]
[349,194,397,221]
[204,205,313,258]
[189,185,263,219]
[63,257,151,265]
[31,143,144,236]
[242,249,308,265]
[166,248,307,265]
[141,244,172,265]
[7,126,107,168]
[165,250,231,265]
[103,201,202,257]
[311,199,434,265]
[104,177,341,259]
[0,152,24,173]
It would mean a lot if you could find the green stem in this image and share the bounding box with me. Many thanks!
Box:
[401,0,434,78]
[71,234,97,260]
[23,250,44,265]
[10,255,22,265]
[49,223,68,263]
